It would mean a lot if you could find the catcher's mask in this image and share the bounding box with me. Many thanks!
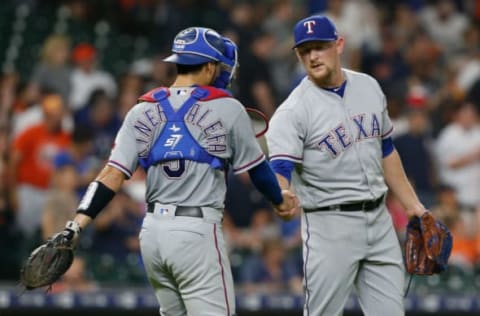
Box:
[163,27,238,89]
[214,37,238,89]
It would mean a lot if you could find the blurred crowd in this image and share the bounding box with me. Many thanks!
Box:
[1,0,480,296]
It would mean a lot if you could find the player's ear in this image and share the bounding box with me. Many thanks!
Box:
[293,48,303,63]
[336,37,345,55]
[205,62,220,85]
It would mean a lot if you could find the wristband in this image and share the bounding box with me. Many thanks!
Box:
[77,181,116,219]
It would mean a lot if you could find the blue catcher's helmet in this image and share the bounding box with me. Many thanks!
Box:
[164,27,238,89]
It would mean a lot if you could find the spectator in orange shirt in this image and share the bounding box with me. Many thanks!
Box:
[9,94,70,241]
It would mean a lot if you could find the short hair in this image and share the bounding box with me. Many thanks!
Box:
[176,63,209,75]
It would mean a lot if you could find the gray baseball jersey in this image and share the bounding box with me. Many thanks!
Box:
[108,86,264,316]
[108,87,265,207]
[266,69,404,315]
[267,69,393,208]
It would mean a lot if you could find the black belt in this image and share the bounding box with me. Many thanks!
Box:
[147,204,203,218]
[304,194,384,213]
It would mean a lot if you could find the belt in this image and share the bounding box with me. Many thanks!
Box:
[304,194,384,213]
[147,204,203,218]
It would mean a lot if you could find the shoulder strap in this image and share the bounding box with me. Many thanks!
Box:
[138,86,232,103]
[138,87,170,103]
[195,86,232,101]
[138,86,231,118]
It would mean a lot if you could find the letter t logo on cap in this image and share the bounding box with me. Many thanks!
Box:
[304,20,316,34]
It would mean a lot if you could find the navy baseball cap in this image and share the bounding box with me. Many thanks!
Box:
[293,15,338,48]
[164,27,226,65]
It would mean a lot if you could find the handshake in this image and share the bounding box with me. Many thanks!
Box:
[274,189,300,221]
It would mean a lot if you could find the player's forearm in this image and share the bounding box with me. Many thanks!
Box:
[270,159,294,189]
[248,160,283,205]
[383,149,426,217]
[248,161,298,220]
[275,174,291,190]
[74,165,126,230]
[95,165,127,192]
[72,213,94,230]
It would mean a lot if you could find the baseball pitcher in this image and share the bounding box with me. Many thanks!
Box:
[266,15,431,316]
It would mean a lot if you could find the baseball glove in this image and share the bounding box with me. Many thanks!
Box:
[405,212,453,275]
[20,221,81,290]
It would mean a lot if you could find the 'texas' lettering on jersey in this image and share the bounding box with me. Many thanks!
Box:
[317,113,388,158]
[133,104,227,157]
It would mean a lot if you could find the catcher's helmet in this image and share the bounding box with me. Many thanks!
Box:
[164,27,229,65]
[164,27,238,89]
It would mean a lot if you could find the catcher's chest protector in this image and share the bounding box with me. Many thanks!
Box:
[137,87,230,170]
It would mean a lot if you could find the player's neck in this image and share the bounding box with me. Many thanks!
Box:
[312,70,345,89]
[172,76,203,88]
[172,68,214,87]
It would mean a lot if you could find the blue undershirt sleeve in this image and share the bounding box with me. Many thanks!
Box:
[382,137,395,158]
[270,159,295,183]
[248,160,283,205]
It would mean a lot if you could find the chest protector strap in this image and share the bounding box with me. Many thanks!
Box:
[138,87,226,171]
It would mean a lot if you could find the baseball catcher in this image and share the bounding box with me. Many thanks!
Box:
[20,221,81,290]
[405,211,453,275]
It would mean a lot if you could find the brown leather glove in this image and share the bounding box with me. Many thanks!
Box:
[404,212,453,275]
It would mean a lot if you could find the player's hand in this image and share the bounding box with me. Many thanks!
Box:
[274,190,299,221]
[405,204,428,218]
[57,221,82,248]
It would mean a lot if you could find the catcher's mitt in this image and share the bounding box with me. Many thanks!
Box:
[20,221,81,290]
[405,211,452,275]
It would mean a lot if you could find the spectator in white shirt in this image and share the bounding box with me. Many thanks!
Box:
[69,43,117,112]
[435,101,480,209]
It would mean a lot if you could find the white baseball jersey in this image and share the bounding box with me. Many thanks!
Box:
[108,87,265,208]
[267,69,394,209]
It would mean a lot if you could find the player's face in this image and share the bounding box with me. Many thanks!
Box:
[295,38,344,87]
